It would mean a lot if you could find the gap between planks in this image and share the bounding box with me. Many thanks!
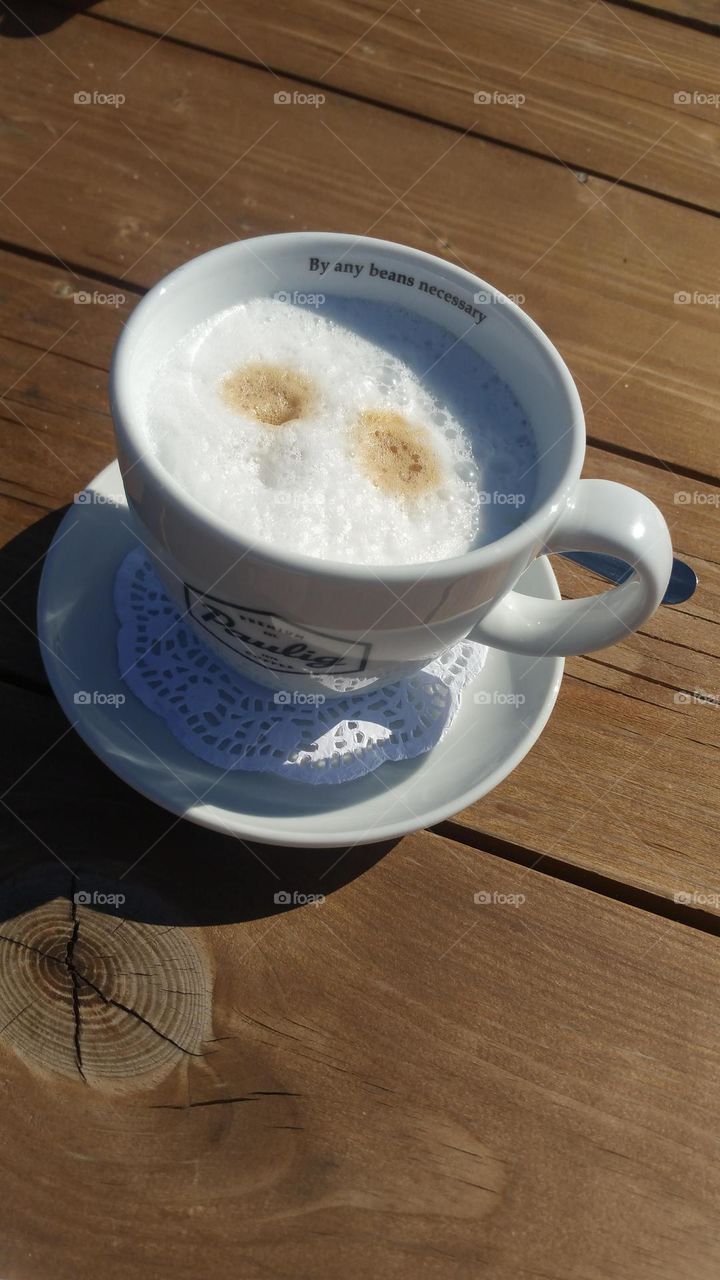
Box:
[0,237,144,298]
[0,665,715,944]
[3,9,717,940]
[0,241,718,490]
[42,0,720,224]
[608,0,720,39]
[435,820,720,939]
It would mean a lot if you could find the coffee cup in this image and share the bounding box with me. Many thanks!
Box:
[110,232,672,696]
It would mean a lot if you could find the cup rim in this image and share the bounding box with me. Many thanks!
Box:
[110,231,586,583]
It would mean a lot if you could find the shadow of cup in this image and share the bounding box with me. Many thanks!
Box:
[0,2,101,40]
[0,504,400,1085]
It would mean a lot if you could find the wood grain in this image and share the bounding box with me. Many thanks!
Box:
[49,0,720,210]
[0,32,719,483]
[0,684,718,1279]
[2,457,718,910]
[0,243,718,903]
[633,0,720,25]
[1,248,717,574]
[1,7,719,1278]
[0,896,212,1085]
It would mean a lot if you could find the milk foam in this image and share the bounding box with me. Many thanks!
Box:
[144,297,536,565]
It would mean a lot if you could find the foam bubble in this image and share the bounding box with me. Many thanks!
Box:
[144,299,519,565]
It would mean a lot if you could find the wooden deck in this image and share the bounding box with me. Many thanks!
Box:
[0,2,719,1276]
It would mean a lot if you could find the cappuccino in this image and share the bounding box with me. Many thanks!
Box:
[144,296,537,564]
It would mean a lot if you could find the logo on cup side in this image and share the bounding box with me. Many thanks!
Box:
[183,586,371,675]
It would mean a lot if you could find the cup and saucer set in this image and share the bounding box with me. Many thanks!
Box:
[38,234,672,847]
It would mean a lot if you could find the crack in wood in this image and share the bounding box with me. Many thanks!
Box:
[0,931,66,967]
[66,881,86,1083]
[72,969,210,1061]
[151,1090,302,1110]
[0,899,208,1073]
[151,1097,258,1110]
[0,999,35,1036]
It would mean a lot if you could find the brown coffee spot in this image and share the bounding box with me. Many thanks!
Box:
[221,362,315,426]
[354,409,443,498]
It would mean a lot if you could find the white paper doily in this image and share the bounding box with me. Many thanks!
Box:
[114,547,487,785]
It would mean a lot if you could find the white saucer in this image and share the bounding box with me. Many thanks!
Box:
[37,462,564,847]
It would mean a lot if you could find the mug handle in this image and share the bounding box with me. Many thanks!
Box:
[468,479,673,657]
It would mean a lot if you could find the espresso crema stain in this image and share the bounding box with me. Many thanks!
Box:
[221,361,315,426]
[354,408,443,498]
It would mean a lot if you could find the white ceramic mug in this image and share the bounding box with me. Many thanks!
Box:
[110,232,672,696]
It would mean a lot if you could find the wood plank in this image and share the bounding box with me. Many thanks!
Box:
[0,703,719,1278]
[0,247,718,903]
[1,250,717,581]
[455,451,720,904]
[2,441,719,911]
[0,31,718,479]
[6,450,717,908]
[51,0,720,210]
[632,0,720,26]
